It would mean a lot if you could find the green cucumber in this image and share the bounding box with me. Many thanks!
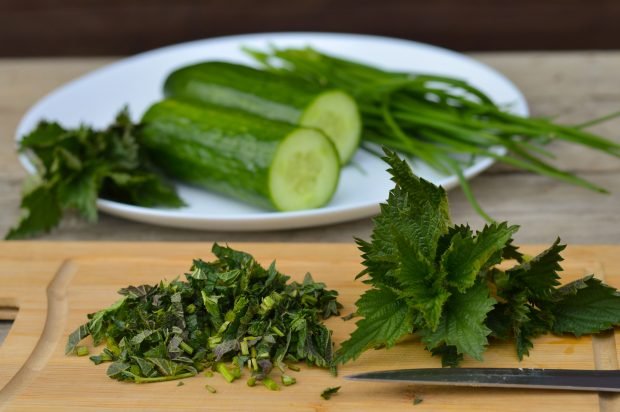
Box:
[163,61,361,164]
[140,99,340,211]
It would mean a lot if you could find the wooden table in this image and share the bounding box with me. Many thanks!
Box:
[1,52,620,397]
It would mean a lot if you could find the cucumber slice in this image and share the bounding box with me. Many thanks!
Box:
[270,128,340,211]
[164,62,361,164]
[140,99,340,211]
[299,90,361,167]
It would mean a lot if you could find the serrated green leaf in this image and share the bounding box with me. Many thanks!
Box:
[551,275,620,336]
[440,222,518,291]
[5,184,62,240]
[6,108,183,239]
[66,324,90,355]
[506,238,566,299]
[381,149,451,258]
[421,281,496,360]
[336,288,413,364]
[391,236,449,329]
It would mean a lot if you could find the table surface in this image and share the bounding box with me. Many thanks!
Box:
[1,51,620,344]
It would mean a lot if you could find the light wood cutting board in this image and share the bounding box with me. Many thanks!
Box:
[0,242,618,411]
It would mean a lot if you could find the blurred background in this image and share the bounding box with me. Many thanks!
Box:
[2,0,620,56]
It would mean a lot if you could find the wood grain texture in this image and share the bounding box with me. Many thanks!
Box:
[0,242,618,411]
[1,52,620,243]
[1,0,620,56]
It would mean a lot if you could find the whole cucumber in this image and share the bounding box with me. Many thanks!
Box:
[140,99,340,211]
[163,61,361,164]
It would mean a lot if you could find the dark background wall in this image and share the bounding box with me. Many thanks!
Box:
[2,0,619,56]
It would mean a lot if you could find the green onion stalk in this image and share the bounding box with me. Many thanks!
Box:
[248,47,620,221]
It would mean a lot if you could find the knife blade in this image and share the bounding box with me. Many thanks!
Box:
[345,368,620,392]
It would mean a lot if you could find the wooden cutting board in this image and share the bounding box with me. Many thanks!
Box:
[0,242,618,411]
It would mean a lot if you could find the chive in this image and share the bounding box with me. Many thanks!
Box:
[204,370,214,377]
[287,364,301,372]
[262,377,280,391]
[179,341,194,355]
[76,346,89,356]
[240,340,249,355]
[205,384,217,393]
[271,326,285,337]
[133,372,197,384]
[216,363,236,383]
[247,376,257,387]
[281,374,296,386]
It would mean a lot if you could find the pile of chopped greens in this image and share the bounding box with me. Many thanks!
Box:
[249,47,620,220]
[66,243,342,386]
[336,149,620,367]
[6,109,183,240]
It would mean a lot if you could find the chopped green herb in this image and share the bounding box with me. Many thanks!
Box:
[286,364,301,372]
[246,376,257,387]
[204,370,213,378]
[5,109,183,239]
[262,377,280,391]
[321,386,340,400]
[216,363,236,383]
[281,374,296,386]
[177,381,184,387]
[76,346,89,357]
[205,384,217,393]
[341,313,356,321]
[66,244,342,384]
[336,149,620,366]
[413,396,423,405]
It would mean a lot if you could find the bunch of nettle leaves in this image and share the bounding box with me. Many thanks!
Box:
[337,150,620,367]
[66,244,341,387]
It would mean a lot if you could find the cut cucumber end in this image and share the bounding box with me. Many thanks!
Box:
[300,90,361,165]
[269,128,340,211]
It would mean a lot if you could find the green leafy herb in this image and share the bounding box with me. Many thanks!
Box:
[66,244,342,385]
[321,386,341,400]
[6,109,183,239]
[336,149,620,366]
[249,47,620,220]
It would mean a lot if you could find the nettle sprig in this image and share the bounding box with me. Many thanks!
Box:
[337,149,620,367]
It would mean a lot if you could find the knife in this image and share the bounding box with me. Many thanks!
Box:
[346,368,620,392]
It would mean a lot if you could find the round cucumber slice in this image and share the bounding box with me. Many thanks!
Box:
[300,90,361,165]
[269,129,340,211]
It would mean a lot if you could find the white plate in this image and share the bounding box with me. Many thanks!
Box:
[16,33,528,231]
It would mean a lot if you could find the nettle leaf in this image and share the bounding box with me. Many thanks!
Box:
[337,288,413,364]
[441,222,518,292]
[422,281,496,361]
[551,276,620,336]
[392,236,449,329]
[382,149,451,258]
[106,362,131,380]
[6,109,183,239]
[506,238,566,299]
[66,324,90,355]
[5,184,63,240]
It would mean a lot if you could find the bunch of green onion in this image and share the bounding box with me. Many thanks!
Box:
[249,47,620,220]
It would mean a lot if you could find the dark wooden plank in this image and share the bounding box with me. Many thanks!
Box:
[1,0,620,56]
